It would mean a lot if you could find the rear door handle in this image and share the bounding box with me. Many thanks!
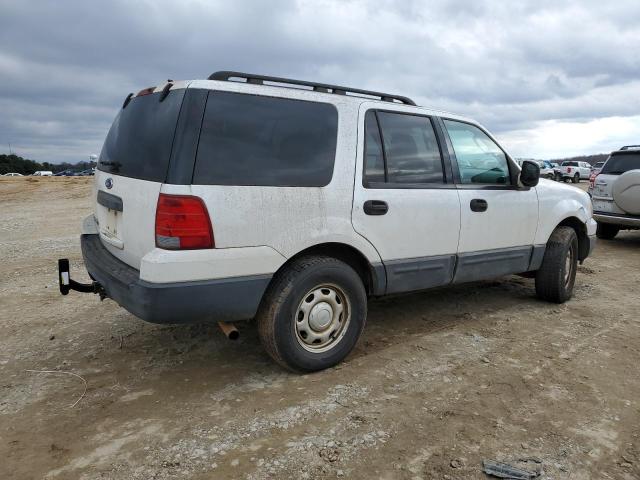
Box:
[470,199,488,212]
[363,200,388,216]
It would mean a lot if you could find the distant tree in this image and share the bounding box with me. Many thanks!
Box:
[0,155,95,175]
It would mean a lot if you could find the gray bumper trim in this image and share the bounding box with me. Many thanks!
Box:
[81,234,271,324]
[594,212,640,227]
[586,234,596,258]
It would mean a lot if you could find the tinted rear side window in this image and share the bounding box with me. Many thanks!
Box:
[601,154,640,174]
[98,90,185,182]
[194,92,338,186]
[363,110,444,186]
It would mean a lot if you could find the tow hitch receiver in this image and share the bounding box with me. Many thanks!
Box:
[58,258,105,298]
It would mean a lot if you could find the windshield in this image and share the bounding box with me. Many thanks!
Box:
[98,89,185,182]
[600,154,640,175]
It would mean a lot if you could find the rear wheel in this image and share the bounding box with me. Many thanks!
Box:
[535,227,578,303]
[572,173,579,183]
[257,256,367,372]
[596,222,619,240]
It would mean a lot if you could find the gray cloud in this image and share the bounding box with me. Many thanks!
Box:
[1,0,640,162]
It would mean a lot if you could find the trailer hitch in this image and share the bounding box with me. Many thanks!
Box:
[58,259,106,299]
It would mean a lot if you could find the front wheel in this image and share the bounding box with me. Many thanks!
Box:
[596,222,619,240]
[257,256,367,372]
[572,173,580,183]
[535,226,578,303]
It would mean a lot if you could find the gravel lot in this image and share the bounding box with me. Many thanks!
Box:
[1,177,639,480]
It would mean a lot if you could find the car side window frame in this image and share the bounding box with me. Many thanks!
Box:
[437,116,519,189]
[362,108,454,189]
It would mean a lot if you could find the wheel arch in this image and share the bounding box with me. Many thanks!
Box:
[556,216,589,262]
[268,242,385,297]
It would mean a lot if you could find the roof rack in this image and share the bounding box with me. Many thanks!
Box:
[207,71,416,106]
[620,145,640,151]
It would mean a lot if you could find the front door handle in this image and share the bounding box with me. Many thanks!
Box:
[470,199,488,212]
[363,200,388,216]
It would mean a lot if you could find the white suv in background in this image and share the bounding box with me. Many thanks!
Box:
[559,161,591,183]
[58,71,597,372]
[590,145,640,239]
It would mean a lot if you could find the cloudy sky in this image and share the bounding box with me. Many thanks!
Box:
[1,0,640,163]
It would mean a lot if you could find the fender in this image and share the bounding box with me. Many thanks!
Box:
[534,179,593,245]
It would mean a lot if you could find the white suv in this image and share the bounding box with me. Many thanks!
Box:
[58,71,597,372]
[589,145,640,239]
[559,161,591,183]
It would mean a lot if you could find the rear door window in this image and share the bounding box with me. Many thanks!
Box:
[600,154,640,175]
[363,110,445,186]
[98,90,185,182]
[194,92,338,186]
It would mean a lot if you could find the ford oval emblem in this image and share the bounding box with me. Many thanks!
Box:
[105,178,113,189]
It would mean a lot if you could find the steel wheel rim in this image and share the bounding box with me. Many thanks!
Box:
[294,284,351,353]
[564,246,574,286]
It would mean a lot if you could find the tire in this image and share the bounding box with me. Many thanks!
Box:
[535,227,578,303]
[596,222,619,240]
[256,256,367,372]
[562,177,569,183]
[572,173,579,184]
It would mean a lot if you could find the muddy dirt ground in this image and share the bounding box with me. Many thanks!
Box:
[1,176,639,480]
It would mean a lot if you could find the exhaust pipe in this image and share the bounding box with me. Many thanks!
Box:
[218,321,239,340]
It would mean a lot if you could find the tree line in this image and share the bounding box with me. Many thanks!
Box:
[0,154,96,175]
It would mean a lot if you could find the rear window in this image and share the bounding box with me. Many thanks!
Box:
[562,161,578,166]
[194,92,338,186]
[600,154,640,175]
[98,90,185,182]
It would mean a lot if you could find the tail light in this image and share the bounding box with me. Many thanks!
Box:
[155,194,214,250]
[567,167,572,173]
[589,173,598,189]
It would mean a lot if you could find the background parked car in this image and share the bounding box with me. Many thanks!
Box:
[591,161,606,176]
[536,160,557,179]
[54,169,78,176]
[32,171,53,176]
[3,172,24,177]
[589,145,640,239]
[559,161,591,183]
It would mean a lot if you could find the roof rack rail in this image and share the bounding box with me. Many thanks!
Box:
[207,71,416,106]
[620,145,640,151]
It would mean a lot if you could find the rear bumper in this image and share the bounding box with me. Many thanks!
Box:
[81,234,271,324]
[594,212,640,227]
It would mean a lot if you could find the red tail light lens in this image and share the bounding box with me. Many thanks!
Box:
[590,173,597,188]
[567,167,572,173]
[155,194,214,250]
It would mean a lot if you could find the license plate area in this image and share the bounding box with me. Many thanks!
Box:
[593,199,613,213]
[99,207,124,249]
[96,190,124,249]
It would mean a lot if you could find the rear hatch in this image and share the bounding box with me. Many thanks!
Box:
[592,152,640,215]
[94,85,187,269]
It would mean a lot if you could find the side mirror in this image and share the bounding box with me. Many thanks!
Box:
[520,160,540,187]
